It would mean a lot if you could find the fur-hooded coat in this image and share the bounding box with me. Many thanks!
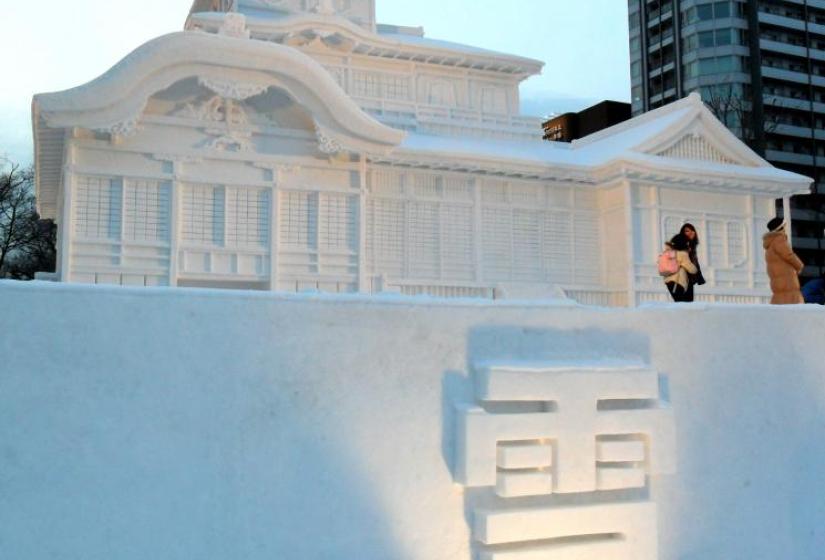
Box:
[763,231,804,305]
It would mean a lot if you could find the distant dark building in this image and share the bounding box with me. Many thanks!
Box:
[542,101,631,142]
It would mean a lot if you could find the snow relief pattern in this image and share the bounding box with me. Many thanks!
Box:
[454,361,676,559]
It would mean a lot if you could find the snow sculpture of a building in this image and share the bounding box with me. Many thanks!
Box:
[32,0,811,305]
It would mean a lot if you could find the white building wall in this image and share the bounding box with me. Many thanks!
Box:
[631,183,775,304]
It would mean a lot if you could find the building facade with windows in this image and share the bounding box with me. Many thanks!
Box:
[32,0,810,305]
[629,0,825,280]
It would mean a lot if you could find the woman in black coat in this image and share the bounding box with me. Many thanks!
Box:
[679,223,706,302]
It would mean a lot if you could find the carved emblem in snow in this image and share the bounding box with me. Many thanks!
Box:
[218,12,250,39]
[177,96,250,127]
[315,125,345,155]
[455,361,675,559]
[174,95,255,152]
[107,118,143,140]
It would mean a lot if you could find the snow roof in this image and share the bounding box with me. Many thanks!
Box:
[184,11,544,77]
[386,94,813,194]
[376,31,531,62]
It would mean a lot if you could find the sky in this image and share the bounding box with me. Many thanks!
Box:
[0,0,630,165]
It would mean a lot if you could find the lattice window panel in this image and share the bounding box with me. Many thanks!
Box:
[543,211,573,284]
[182,184,224,246]
[351,71,410,100]
[367,198,405,276]
[320,193,358,252]
[574,217,601,284]
[482,180,508,204]
[124,180,170,242]
[707,220,727,268]
[280,191,318,249]
[414,174,441,198]
[226,187,269,248]
[481,87,507,114]
[371,170,405,196]
[511,183,543,207]
[443,176,474,201]
[662,216,684,243]
[408,201,440,279]
[74,176,122,240]
[727,221,747,266]
[441,203,474,281]
[513,209,543,281]
[482,207,513,281]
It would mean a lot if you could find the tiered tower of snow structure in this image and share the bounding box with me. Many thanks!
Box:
[32,0,811,304]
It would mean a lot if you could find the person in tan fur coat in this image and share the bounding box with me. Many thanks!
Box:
[763,217,804,305]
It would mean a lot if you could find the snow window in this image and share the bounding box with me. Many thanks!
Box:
[319,193,358,252]
[482,207,513,281]
[226,188,270,248]
[280,191,318,249]
[441,203,475,281]
[408,201,440,279]
[74,175,122,240]
[123,179,170,243]
[351,71,410,101]
[480,87,507,114]
[513,209,543,281]
[366,198,405,277]
[727,221,747,266]
[182,184,224,246]
[544,211,573,284]
[427,81,457,107]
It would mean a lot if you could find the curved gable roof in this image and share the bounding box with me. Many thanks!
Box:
[32,30,407,220]
[34,31,405,150]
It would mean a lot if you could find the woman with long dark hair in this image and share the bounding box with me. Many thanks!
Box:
[663,233,699,302]
[679,223,705,301]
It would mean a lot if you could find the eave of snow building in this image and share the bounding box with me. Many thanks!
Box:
[186,11,544,77]
[391,120,810,195]
[33,31,403,148]
[31,30,406,220]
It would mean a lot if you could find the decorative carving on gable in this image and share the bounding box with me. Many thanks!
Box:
[219,12,250,39]
[315,125,345,155]
[198,77,269,101]
[657,133,736,165]
[107,118,143,140]
[173,95,256,153]
[175,96,250,127]
[95,102,147,143]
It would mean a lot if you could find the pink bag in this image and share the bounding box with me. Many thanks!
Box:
[657,248,679,277]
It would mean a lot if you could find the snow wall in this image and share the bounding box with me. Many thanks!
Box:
[1,281,824,560]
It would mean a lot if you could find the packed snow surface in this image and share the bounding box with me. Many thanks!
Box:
[1,281,824,559]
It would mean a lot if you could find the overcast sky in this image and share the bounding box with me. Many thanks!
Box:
[0,0,630,165]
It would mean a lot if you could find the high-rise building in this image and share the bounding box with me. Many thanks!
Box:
[629,0,825,281]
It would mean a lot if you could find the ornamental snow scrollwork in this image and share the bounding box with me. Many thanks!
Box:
[218,12,250,39]
[173,94,256,153]
[315,124,345,155]
[95,102,147,143]
[198,77,269,101]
